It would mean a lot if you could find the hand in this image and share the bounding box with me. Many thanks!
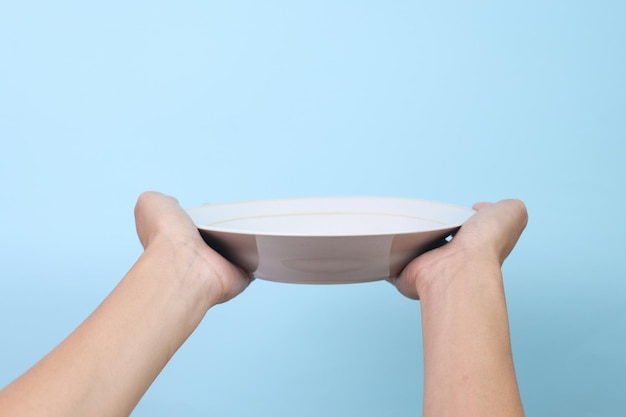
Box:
[393,200,528,417]
[0,192,254,417]
[134,191,253,305]
[393,199,528,300]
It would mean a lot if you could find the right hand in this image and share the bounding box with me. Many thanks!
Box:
[392,199,528,300]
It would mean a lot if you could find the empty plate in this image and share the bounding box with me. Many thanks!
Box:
[186,197,474,284]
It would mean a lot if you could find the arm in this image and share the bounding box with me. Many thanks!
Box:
[394,199,528,417]
[0,192,252,417]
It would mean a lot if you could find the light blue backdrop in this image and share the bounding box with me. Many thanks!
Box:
[1,1,624,416]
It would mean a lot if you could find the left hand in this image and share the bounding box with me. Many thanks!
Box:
[134,191,253,305]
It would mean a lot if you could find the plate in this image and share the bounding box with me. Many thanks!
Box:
[186,197,474,284]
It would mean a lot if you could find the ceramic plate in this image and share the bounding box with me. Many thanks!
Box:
[186,197,474,284]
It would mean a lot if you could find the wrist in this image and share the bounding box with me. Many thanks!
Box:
[142,237,220,312]
[144,232,249,308]
[415,245,502,302]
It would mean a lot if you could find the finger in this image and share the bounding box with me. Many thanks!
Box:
[494,199,528,263]
[472,201,494,211]
[465,199,528,264]
[134,191,185,248]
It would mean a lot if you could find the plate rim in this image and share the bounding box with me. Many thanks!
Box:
[187,196,475,238]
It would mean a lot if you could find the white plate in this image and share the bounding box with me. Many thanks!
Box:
[186,197,474,284]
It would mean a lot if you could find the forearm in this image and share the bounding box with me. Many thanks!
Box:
[0,240,214,417]
[419,257,524,417]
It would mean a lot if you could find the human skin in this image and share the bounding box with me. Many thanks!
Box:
[0,193,527,417]
[0,192,253,417]
[394,199,528,417]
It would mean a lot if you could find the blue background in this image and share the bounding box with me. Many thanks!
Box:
[1,1,624,416]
